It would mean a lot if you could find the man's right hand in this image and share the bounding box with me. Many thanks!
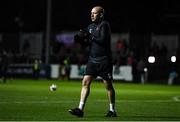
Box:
[74,30,91,46]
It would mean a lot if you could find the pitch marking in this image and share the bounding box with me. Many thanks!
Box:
[172,96,180,102]
[0,99,177,104]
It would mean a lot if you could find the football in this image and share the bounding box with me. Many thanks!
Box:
[50,84,57,91]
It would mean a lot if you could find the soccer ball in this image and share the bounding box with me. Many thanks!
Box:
[50,84,57,91]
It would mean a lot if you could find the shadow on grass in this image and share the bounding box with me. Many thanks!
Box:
[120,115,180,121]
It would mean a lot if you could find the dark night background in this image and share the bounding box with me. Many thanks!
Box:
[0,0,179,83]
[0,0,180,34]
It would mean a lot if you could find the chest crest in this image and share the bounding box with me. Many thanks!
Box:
[96,26,99,31]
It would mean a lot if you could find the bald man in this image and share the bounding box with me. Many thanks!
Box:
[69,6,117,117]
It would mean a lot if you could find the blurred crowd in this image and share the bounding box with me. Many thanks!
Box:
[0,36,179,83]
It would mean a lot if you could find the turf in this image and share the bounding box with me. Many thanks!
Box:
[0,79,180,121]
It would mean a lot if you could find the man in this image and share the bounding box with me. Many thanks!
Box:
[0,50,8,83]
[33,59,41,79]
[69,6,117,117]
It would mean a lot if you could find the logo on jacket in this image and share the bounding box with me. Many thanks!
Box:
[89,29,92,34]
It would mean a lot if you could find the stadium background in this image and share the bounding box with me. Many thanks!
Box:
[0,0,180,121]
[0,0,179,84]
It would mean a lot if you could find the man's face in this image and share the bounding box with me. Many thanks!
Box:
[91,7,101,22]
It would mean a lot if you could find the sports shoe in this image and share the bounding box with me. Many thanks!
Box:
[68,108,84,117]
[105,111,117,117]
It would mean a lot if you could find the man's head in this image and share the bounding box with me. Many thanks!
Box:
[91,6,105,23]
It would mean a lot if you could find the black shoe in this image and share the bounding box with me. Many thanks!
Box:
[68,108,84,117]
[105,111,117,117]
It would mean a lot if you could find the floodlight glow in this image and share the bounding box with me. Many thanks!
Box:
[148,56,155,63]
[171,56,176,63]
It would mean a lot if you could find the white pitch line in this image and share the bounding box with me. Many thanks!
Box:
[96,99,174,103]
[0,99,177,104]
[172,96,180,102]
[0,100,75,104]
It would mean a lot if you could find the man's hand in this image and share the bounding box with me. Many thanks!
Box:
[74,30,91,45]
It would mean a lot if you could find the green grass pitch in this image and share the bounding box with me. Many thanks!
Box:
[0,79,180,121]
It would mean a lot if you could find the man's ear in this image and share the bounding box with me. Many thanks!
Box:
[100,13,104,18]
